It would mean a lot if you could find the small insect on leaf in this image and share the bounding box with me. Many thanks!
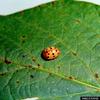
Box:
[41,46,60,61]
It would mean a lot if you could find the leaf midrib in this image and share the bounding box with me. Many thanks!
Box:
[0,56,100,92]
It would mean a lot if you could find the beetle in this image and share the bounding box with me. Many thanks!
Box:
[42,46,60,60]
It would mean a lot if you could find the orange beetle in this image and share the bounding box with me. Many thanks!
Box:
[42,47,60,60]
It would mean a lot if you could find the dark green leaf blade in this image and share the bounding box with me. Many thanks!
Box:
[0,1,100,100]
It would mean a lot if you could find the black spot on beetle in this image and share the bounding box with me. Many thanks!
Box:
[45,51,48,53]
[52,53,54,55]
[41,50,52,61]
[48,53,50,55]
[53,56,55,58]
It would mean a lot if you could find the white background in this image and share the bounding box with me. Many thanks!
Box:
[0,0,55,16]
[0,0,100,16]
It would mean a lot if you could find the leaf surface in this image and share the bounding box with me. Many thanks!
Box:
[0,1,100,100]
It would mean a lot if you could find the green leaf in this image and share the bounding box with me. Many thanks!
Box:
[0,1,100,100]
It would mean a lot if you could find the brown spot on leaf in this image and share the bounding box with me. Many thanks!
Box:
[16,70,18,72]
[58,66,60,69]
[96,89,100,92]
[32,57,36,62]
[32,67,35,70]
[22,55,26,58]
[75,19,81,24]
[52,53,54,55]
[38,5,41,8]
[16,80,20,84]
[95,73,99,79]
[30,75,34,78]
[49,72,52,76]
[0,73,6,76]
[28,65,32,68]
[57,66,61,71]
[51,1,55,5]
[20,35,26,43]
[69,76,74,80]
[37,64,40,67]
[71,51,77,56]
[20,11,24,16]
[22,35,25,38]
[5,59,11,64]
[22,40,25,43]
